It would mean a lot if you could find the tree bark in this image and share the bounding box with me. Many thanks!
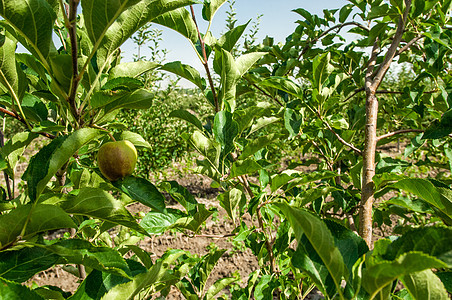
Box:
[359,0,412,247]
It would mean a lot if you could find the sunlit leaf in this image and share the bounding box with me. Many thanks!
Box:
[276,203,348,298]
[24,128,102,201]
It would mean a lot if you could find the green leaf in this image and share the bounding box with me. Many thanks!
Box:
[238,133,282,160]
[271,170,337,193]
[1,132,38,175]
[217,49,240,111]
[339,4,354,22]
[114,175,166,214]
[101,89,154,115]
[0,32,25,100]
[0,204,76,249]
[363,252,447,299]
[202,0,227,21]
[101,77,143,91]
[391,178,452,218]
[235,52,266,76]
[91,0,198,65]
[108,61,159,79]
[259,76,303,98]
[0,0,56,60]
[70,260,147,300]
[45,239,133,278]
[153,7,198,44]
[383,226,452,267]
[0,277,44,300]
[21,93,48,123]
[284,108,303,139]
[184,130,221,168]
[24,128,102,201]
[140,210,183,235]
[114,131,151,149]
[191,248,226,293]
[276,203,348,298]
[48,54,72,91]
[312,52,334,90]
[205,275,240,300]
[159,181,197,215]
[40,188,147,235]
[82,0,141,45]
[161,61,206,90]
[228,158,262,179]
[218,188,245,222]
[401,269,449,300]
[422,120,452,139]
[170,204,214,232]
[292,240,336,297]
[292,220,369,298]
[437,272,452,293]
[217,21,249,52]
[249,116,280,136]
[325,219,369,277]
[169,109,204,131]
[99,249,186,300]
[213,110,239,159]
[0,245,59,282]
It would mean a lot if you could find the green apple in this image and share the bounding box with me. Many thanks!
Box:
[97,140,137,181]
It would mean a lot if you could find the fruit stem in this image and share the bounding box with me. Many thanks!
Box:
[91,124,116,141]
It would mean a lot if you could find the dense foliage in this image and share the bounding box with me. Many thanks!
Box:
[0,0,451,299]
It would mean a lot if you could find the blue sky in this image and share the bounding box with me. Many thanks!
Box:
[121,0,350,70]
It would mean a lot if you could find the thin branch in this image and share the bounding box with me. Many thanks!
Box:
[192,233,236,239]
[395,33,423,56]
[238,175,276,274]
[66,0,81,122]
[0,69,32,131]
[297,21,369,60]
[0,107,55,139]
[345,87,438,102]
[190,5,219,112]
[0,129,12,200]
[309,139,334,170]
[245,78,283,106]
[371,0,412,90]
[322,117,362,155]
[377,129,424,141]
[344,87,365,102]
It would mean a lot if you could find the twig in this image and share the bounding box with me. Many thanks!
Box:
[297,21,370,60]
[309,139,334,170]
[371,1,412,91]
[238,175,276,273]
[190,5,219,112]
[0,107,56,139]
[91,124,116,141]
[250,81,284,107]
[395,34,423,56]
[345,87,438,102]
[0,128,12,200]
[66,0,81,123]
[321,117,362,155]
[192,233,236,239]
[377,129,424,141]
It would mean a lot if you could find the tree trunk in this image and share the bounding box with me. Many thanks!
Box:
[360,93,378,247]
[359,0,411,247]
